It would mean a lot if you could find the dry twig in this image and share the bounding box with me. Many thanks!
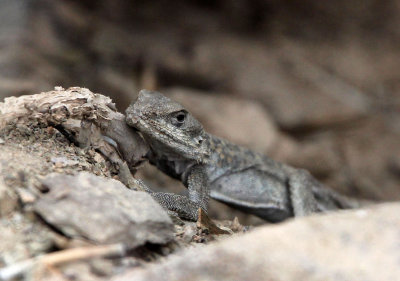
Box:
[0,243,127,280]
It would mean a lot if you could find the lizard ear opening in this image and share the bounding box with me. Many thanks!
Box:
[195,135,203,145]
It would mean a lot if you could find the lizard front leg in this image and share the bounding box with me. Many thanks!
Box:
[151,165,209,221]
[151,192,202,221]
[186,164,209,212]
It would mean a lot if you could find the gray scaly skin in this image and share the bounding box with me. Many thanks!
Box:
[126,90,361,222]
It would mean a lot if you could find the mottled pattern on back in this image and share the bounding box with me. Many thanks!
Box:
[204,134,286,182]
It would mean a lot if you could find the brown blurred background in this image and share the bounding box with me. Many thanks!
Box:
[1,0,400,222]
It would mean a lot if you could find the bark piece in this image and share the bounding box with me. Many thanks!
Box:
[196,209,231,235]
[0,87,148,173]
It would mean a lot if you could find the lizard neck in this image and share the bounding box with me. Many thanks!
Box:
[146,143,201,185]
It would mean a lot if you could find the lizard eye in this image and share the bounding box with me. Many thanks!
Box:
[171,111,187,127]
[176,112,185,122]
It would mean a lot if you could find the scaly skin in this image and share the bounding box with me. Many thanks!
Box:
[126,90,361,222]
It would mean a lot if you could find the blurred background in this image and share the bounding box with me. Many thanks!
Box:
[1,0,400,222]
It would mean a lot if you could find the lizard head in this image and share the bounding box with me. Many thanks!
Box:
[126,89,210,162]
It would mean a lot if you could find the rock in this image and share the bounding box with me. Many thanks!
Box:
[235,44,369,131]
[331,117,400,200]
[156,36,369,131]
[0,213,55,265]
[34,172,173,247]
[219,38,368,130]
[283,133,341,178]
[180,224,197,243]
[112,203,400,281]
[0,169,18,217]
[0,118,117,211]
[0,87,148,173]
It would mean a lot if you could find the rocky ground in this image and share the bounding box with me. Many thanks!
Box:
[0,87,399,281]
[0,88,248,281]
[1,0,400,280]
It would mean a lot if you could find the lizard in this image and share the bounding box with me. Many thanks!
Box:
[125,89,361,222]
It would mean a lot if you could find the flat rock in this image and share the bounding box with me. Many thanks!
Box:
[34,172,173,247]
[112,203,400,281]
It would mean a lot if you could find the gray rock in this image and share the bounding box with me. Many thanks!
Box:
[34,172,173,247]
[0,174,18,217]
[112,203,400,281]
[0,161,19,217]
[227,41,369,130]
[0,213,55,265]
[336,118,400,200]
[156,37,368,131]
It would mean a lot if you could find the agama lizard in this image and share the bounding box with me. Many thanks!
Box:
[126,90,361,222]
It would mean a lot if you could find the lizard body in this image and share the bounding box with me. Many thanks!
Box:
[126,90,360,222]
